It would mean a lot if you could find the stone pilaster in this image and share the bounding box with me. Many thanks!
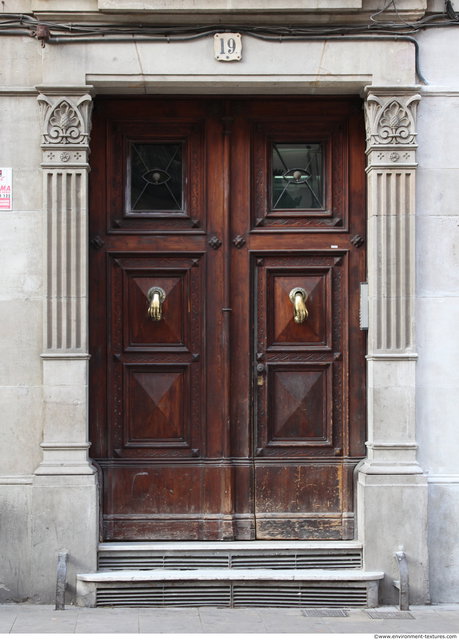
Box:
[30,87,98,602]
[363,87,422,474]
[36,88,94,475]
[358,87,428,604]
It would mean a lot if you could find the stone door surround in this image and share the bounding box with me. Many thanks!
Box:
[35,83,428,603]
[35,84,421,479]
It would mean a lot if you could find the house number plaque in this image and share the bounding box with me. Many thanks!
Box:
[214,33,242,61]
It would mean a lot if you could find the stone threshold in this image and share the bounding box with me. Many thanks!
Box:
[99,540,363,552]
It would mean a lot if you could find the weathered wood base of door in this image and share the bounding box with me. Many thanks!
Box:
[254,516,354,540]
[103,515,252,542]
[254,462,356,540]
[103,514,353,541]
[100,464,256,541]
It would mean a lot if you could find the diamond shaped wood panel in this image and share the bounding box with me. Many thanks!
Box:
[125,366,189,446]
[270,272,330,349]
[268,365,332,445]
[127,275,185,348]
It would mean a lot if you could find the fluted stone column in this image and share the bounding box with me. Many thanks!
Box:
[36,88,94,475]
[32,87,97,601]
[358,87,429,604]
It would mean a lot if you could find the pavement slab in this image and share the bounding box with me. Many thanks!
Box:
[0,603,458,634]
[9,608,78,634]
[75,608,140,634]
[198,608,266,633]
[138,608,203,633]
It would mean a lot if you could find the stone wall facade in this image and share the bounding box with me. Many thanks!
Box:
[0,0,458,605]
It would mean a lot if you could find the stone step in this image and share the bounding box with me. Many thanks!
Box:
[77,568,383,608]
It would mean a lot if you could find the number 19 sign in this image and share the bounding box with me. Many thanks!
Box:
[214,33,242,62]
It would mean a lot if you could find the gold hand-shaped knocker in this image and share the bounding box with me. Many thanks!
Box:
[289,287,309,324]
[147,286,166,321]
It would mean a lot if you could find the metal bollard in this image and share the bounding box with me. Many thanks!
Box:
[394,549,410,611]
[55,550,69,610]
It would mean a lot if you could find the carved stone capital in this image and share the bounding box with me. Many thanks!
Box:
[364,88,421,151]
[37,92,93,150]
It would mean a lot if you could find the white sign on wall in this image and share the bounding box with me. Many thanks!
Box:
[0,168,12,211]
[214,33,242,62]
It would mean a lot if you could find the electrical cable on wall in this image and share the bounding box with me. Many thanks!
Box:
[1,1,458,84]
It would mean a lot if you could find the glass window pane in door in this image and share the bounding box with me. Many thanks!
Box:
[272,143,323,210]
[130,143,183,212]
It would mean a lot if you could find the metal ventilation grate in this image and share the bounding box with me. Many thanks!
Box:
[231,553,362,570]
[97,584,231,607]
[98,555,230,570]
[232,584,368,608]
[98,551,362,571]
[96,582,368,608]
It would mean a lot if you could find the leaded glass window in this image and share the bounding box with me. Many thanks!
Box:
[130,143,183,212]
[272,143,323,210]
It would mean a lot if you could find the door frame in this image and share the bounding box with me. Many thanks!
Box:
[37,63,426,596]
[87,96,367,541]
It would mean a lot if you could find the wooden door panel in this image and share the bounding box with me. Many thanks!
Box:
[125,365,190,446]
[103,464,235,541]
[106,116,207,234]
[254,462,354,539]
[108,253,204,460]
[267,364,332,445]
[90,96,366,542]
[126,274,188,349]
[269,270,331,349]
[254,250,349,538]
[251,117,348,230]
[114,255,204,352]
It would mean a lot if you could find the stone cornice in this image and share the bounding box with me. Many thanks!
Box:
[30,0,427,24]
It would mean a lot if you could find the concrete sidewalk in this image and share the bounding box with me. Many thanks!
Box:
[0,604,458,635]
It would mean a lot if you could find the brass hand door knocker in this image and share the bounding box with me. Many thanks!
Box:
[289,287,309,324]
[147,286,166,321]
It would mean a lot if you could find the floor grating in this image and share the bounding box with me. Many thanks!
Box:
[302,608,349,617]
[367,610,415,619]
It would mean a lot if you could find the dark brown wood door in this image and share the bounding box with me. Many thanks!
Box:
[89,97,366,541]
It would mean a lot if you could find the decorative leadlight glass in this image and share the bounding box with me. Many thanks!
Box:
[130,143,183,212]
[271,143,324,210]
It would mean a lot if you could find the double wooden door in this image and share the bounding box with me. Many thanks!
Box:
[89,97,366,541]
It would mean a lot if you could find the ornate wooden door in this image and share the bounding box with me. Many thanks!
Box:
[89,97,366,541]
